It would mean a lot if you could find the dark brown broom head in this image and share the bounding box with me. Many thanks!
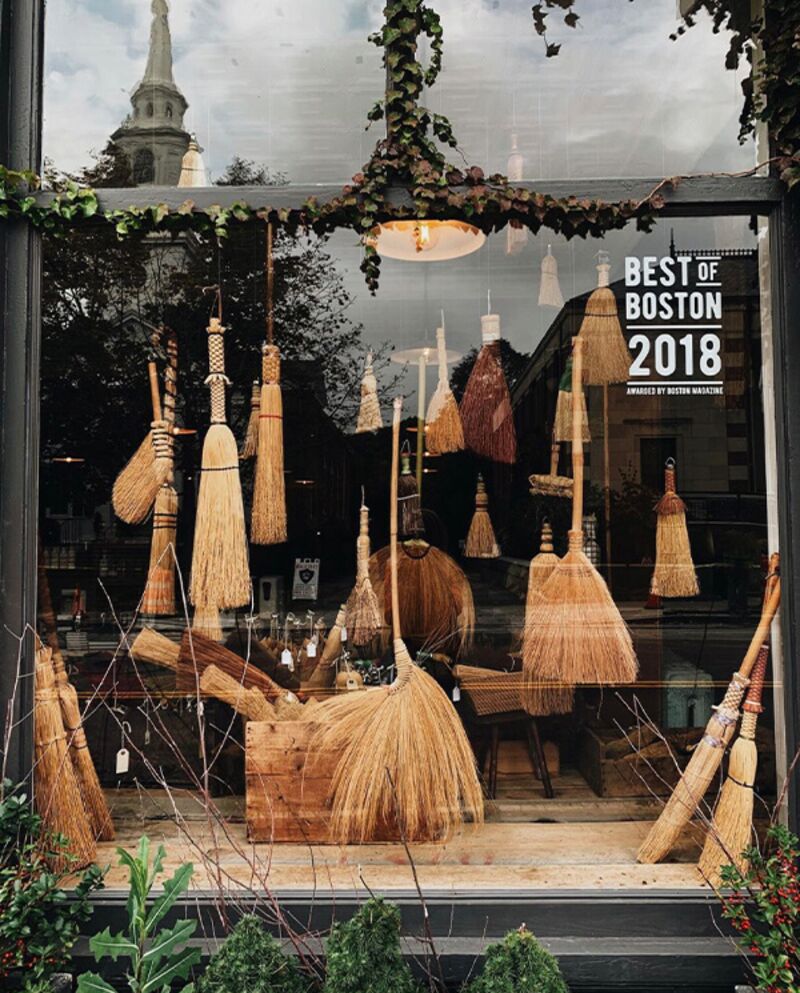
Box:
[460,318,517,464]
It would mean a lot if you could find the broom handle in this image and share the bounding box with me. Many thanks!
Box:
[416,352,426,491]
[266,221,274,345]
[148,359,163,421]
[437,326,448,383]
[571,337,584,531]
[738,574,781,681]
[390,396,403,642]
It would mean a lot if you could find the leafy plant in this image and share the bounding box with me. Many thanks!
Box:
[323,898,419,993]
[77,836,199,993]
[0,785,104,993]
[463,926,569,993]
[196,915,308,993]
[720,823,800,993]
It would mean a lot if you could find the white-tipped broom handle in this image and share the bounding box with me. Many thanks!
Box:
[436,326,448,383]
[571,337,584,532]
[738,574,781,681]
[390,396,403,644]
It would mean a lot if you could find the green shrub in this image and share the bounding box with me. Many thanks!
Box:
[323,898,419,993]
[464,927,568,993]
[197,915,308,993]
[0,785,104,993]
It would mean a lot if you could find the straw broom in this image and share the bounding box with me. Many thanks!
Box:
[460,299,517,464]
[464,475,500,558]
[529,438,572,499]
[698,642,769,887]
[240,381,261,459]
[142,330,179,616]
[638,562,781,864]
[199,664,275,721]
[522,337,637,685]
[526,521,559,614]
[112,358,172,524]
[33,646,96,869]
[251,223,287,545]
[345,499,383,646]
[650,458,699,599]
[356,351,383,433]
[189,315,252,616]
[37,555,113,841]
[554,357,590,445]
[314,397,484,843]
[426,322,464,454]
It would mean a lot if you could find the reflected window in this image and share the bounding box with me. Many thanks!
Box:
[132,147,155,184]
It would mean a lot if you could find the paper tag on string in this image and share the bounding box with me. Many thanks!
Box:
[281,648,293,667]
[452,685,461,702]
[197,700,205,718]
[340,626,348,642]
[116,748,130,775]
[306,640,317,658]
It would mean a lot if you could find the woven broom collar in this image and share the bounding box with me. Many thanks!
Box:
[743,643,769,715]
[262,343,281,385]
[151,420,172,460]
[356,505,370,579]
[389,637,413,692]
[597,262,611,288]
[475,476,489,510]
[713,672,750,724]
[250,381,261,408]
[207,318,227,375]
[655,465,687,516]
[209,378,227,424]
[540,522,554,553]
[568,530,583,553]
[481,313,501,345]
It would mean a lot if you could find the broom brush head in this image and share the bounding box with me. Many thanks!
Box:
[240,380,261,459]
[345,502,383,646]
[464,475,500,558]
[460,316,517,463]
[141,483,178,616]
[199,664,275,721]
[650,460,699,598]
[251,343,288,545]
[130,627,180,670]
[578,262,632,386]
[426,326,464,454]
[356,350,383,433]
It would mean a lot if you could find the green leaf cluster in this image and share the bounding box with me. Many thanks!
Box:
[196,915,308,993]
[464,927,569,993]
[77,836,200,993]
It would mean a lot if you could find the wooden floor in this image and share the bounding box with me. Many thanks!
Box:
[90,777,711,894]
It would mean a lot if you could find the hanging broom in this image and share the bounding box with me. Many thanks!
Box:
[189,314,252,616]
[464,475,500,559]
[142,330,179,616]
[426,320,464,455]
[638,559,781,864]
[398,442,424,538]
[251,222,288,545]
[698,642,769,888]
[538,245,564,309]
[240,381,261,459]
[33,646,96,868]
[356,351,383,433]
[529,438,573,498]
[112,358,172,524]
[460,295,517,464]
[523,337,637,685]
[554,356,590,445]
[38,555,114,841]
[315,397,484,842]
[526,521,559,609]
[579,259,631,386]
[650,458,699,599]
[345,497,383,646]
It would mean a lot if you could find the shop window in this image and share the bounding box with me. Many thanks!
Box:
[132,148,155,184]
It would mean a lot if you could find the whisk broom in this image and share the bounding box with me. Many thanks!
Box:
[240,380,261,459]
[345,497,383,646]
[426,319,464,454]
[356,351,383,433]
[33,646,96,868]
[189,313,252,616]
[698,642,769,887]
[112,358,172,524]
[315,396,484,842]
[529,437,572,499]
[638,558,780,864]
[251,222,288,545]
[464,475,500,558]
[650,458,699,599]
[522,337,637,685]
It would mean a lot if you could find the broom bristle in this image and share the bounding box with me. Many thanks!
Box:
[190,423,251,610]
[50,651,114,841]
[521,674,574,717]
[177,629,281,698]
[579,287,632,386]
[142,484,178,616]
[464,478,500,559]
[34,648,96,868]
[193,603,222,641]
[251,346,287,545]
[240,382,261,459]
[346,578,383,647]
[697,736,757,886]
[554,388,590,444]
[112,432,161,524]
[525,523,559,623]
[130,627,180,670]
[651,512,699,598]
[199,664,275,721]
[426,389,464,454]
[371,543,475,655]
[315,651,484,843]
[522,540,636,684]
[460,344,517,464]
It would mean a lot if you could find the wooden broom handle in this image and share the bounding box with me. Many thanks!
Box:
[148,359,163,421]
[390,396,403,642]
[571,336,584,532]
[266,221,275,345]
[738,572,781,681]
[550,440,560,476]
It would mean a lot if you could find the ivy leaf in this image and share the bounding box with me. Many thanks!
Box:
[546,42,561,57]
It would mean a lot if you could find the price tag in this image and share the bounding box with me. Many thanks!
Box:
[452,685,461,702]
[116,747,130,775]
[306,640,317,658]
[281,648,293,667]
[340,626,348,642]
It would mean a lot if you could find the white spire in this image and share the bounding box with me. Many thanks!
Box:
[178,137,208,187]
[143,0,175,85]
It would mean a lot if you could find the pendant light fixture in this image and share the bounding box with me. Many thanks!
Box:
[370,219,485,262]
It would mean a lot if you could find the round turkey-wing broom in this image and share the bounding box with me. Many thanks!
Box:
[650,459,699,598]
[356,351,383,433]
[189,314,252,619]
[698,642,769,888]
[38,554,114,840]
[251,223,288,545]
[426,321,464,454]
[638,558,781,864]
[112,358,172,524]
[345,498,383,646]
[315,397,484,843]
[523,337,637,685]
[33,646,96,869]
[240,381,261,459]
[464,475,500,559]
[143,330,179,616]
[460,297,517,464]
[554,356,590,445]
